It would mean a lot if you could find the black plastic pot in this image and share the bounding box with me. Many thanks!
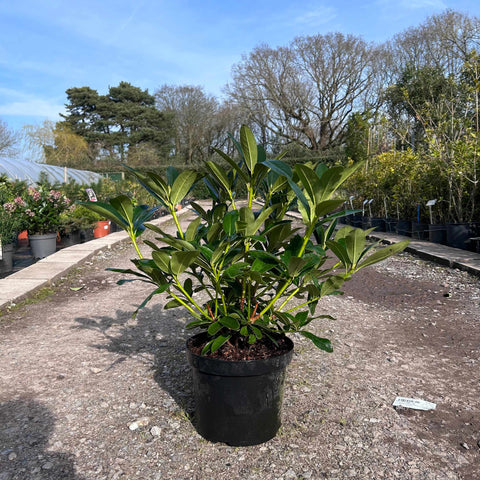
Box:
[446,223,471,250]
[396,220,411,237]
[411,221,428,240]
[385,218,398,233]
[351,214,363,228]
[186,334,294,446]
[428,224,446,244]
[370,217,386,232]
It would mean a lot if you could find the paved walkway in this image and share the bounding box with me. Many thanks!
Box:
[1,212,479,310]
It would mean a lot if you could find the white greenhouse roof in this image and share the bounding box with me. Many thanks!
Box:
[0,158,103,185]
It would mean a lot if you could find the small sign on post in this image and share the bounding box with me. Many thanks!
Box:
[426,199,437,224]
[368,198,374,217]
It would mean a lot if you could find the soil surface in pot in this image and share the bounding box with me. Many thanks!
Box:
[188,334,292,361]
[1,214,479,479]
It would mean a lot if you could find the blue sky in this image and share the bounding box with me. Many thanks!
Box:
[1,0,480,133]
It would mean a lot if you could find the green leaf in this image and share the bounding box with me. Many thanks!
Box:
[263,159,292,179]
[152,250,171,273]
[316,163,363,202]
[208,321,223,335]
[240,125,258,174]
[78,200,127,230]
[357,240,410,270]
[166,166,179,187]
[219,316,240,330]
[223,262,248,278]
[170,250,200,275]
[183,277,193,296]
[164,299,182,309]
[212,147,249,183]
[210,334,231,352]
[186,320,210,330]
[294,164,320,205]
[250,325,263,339]
[205,161,232,194]
[185,216,202,241]
[223,210,239,236]
[325,240,352,269]
[288,256,306,277]
[315,199,345,218]
[109,194,134,225]
[170,170,197,206]
[299,331,333,352]
[320,275,345,296]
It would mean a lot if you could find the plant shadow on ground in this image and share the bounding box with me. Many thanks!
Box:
[73,303,196,420]
[0,398,84,480]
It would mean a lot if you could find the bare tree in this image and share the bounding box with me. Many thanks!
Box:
[388,10,480,79]
[0,119,17,157]
[155,85,219,165]
[227,33,382,152]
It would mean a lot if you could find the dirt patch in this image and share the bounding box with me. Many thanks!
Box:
[0,224,479,479]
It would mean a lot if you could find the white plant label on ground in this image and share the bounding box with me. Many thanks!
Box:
[393,397,436,411]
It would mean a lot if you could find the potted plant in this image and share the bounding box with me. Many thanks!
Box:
[0,202,25,274]
[0,177,27,274]
[16,186,71,259]
[83,126,409,446]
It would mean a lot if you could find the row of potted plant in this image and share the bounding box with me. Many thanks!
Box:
[343,150,480,252]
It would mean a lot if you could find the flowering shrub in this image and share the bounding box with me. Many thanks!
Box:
[0,178,27,244]
[12,186,72,235]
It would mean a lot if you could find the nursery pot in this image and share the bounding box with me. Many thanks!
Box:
[446,223,471,250]
[0,243,14,274]
[385,218,398,233]
[60,230,82,247]
[186,333,294,446]
[28,233,57,259]
[370,217,386,232]
[428,224,446,244]
[93,220,111,238]
[411,221,428,240]
[395,220,411,237]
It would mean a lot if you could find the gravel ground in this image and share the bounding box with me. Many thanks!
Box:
[0,214,479,480]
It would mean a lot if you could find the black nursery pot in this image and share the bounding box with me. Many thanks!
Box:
[186,333,294,446]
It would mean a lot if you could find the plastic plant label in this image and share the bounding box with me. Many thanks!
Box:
[85,188,97,202]
[393,397,436,411]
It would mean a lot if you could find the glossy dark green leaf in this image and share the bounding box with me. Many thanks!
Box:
[208,321,223,335]
[152,250,171,273]
[219,316,240,330]
[166,166,179,187]
[210,334,231,352]
[185,216,202,241]
[223,210,239,236]
[170,170,197,206]
[170,250,200,276]
[299,331,333,352]
[240,125,258,174]
[164,298,182,309]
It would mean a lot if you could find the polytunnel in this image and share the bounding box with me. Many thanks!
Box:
[0,158,103,185]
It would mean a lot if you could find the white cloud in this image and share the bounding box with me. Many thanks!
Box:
[0,98,65,119]
[292,6,338,27]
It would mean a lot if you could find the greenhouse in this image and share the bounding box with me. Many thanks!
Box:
[0,158,103,185]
